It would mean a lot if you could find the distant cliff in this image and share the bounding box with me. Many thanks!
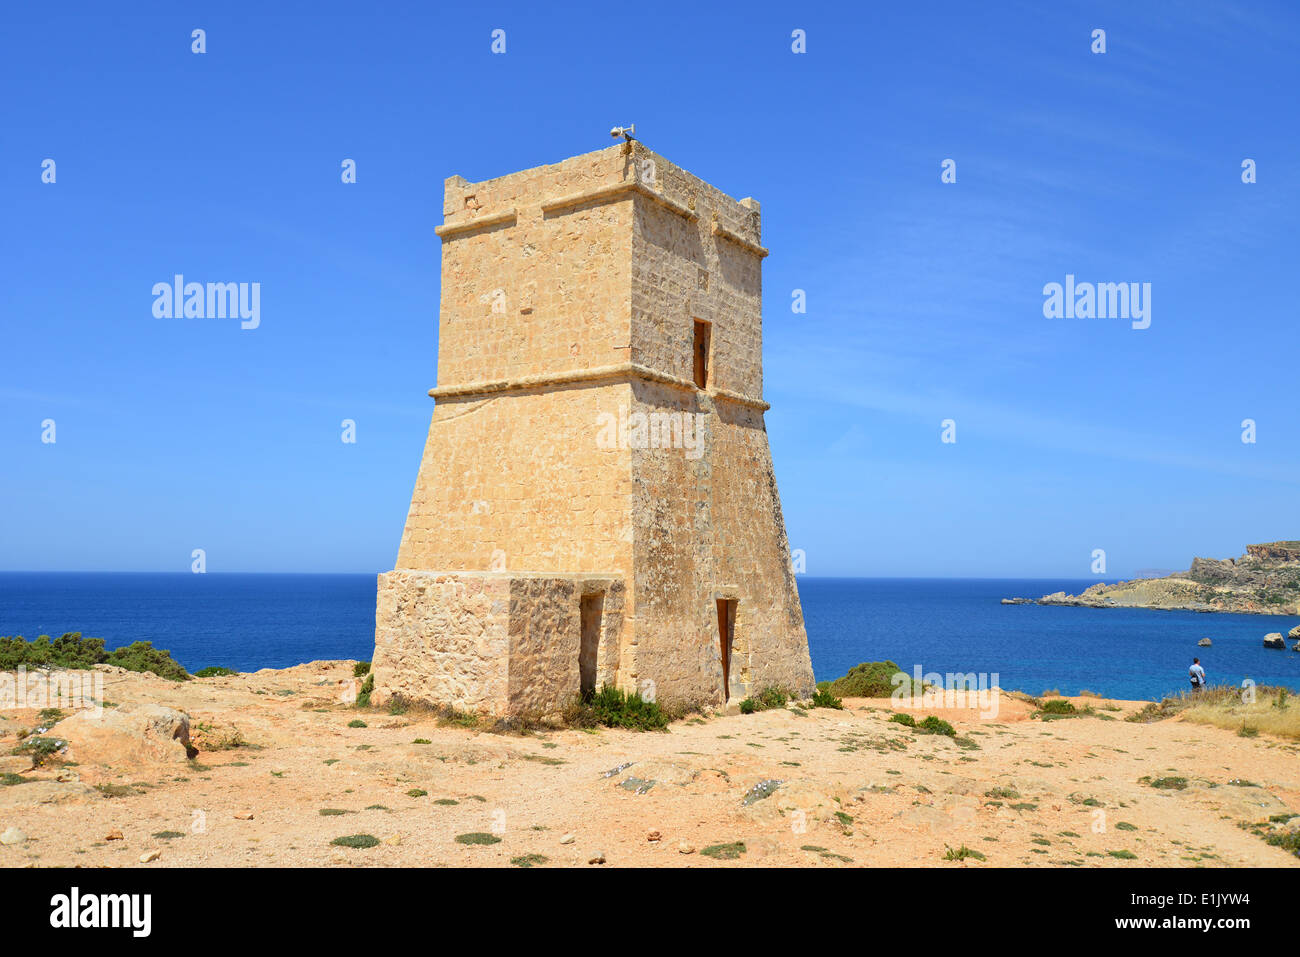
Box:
[1017,544,1300,615]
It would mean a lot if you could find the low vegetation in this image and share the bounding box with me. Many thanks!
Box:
[809,687,843,709]
[562,686,670,731]
[1126,684,1300,740]
[822,660,924,699]
[354,672,375,708]
[700,841,746,860]
[0,632,189,681]
[330,834,379,849]
[915,715,956,737]
[738,686,789,714]
[193,666,237,677]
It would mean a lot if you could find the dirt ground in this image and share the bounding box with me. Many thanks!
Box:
[1,661,1298,868]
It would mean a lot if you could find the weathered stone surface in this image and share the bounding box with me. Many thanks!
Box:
[49,703,194,765]
[1264,633,1285,649]
[0,781,98,808]
[1198,637,1213,647]
[372,142,815,714]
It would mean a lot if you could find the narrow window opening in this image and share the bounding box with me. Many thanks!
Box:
[693,320,711,389]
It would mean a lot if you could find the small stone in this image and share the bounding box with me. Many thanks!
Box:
[559,833,575,845]
[105,829,124,841]
[1,827,28,846]
[234,811,254,820]
[384,834,402,846]
[1197,638,1212,647]
[646,829,661,843]
[678,841,694,854]
[587,850,606,864]
[139,850,161,863]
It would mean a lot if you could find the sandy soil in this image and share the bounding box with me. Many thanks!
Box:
[1,661,1298,868]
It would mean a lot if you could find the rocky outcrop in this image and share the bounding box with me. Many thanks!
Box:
[1264,633,1286,649]
[1198,638,1213,647]
[1023,543,1300,615]
[1246,542,1300,561]
[48,703,195,766]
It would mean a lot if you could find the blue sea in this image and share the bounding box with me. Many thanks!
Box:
[2,573,1297,701]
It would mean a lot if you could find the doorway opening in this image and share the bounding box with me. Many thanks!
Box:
[716,598,737,701]
[579,592,604,697]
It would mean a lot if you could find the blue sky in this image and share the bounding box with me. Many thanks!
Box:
[2,0,1297,577]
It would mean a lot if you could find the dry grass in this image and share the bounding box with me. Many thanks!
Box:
[1172,686,1300,741]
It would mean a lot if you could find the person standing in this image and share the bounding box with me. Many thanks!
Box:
[1189,657,1207,693]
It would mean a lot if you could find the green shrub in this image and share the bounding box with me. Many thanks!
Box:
[825,661,923,699]
[0,632,189,680]
[354,661,372,678]
[889,712,916,727]
[105,641,190,681]
[916,715,956,737]
[563,686,669,731]
[455,832,501,845]
[347,719,367,729]
[738,686,790,715]
[330,834,379,849]
[13,736,67,765]
[355,673,375,708]
[1039,699,1077,716]
[809,687,843,709]
[194,666,237,677]
[1145,776,1189,790]
[511,853,548,868]
[700,841,746,860]
[943,844,986,861]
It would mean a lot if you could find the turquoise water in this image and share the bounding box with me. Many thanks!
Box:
[2,573,1297,701]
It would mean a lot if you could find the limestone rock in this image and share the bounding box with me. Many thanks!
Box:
[1197,638,1212,647]
[678,842,695,854]
[0,781,99,808]
[587,850,606,865]
[0,826,27,845]
[646,829,661,843]
[105,829,124,841]
[559,833,575,845]
[1263,633,1285,650]
[1290,625,1300,641]
[138,850,161,863]
[51,703,195,765]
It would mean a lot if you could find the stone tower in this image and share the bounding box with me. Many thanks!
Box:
[370,141,814,715]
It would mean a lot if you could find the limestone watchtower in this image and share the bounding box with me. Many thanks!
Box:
[370,141,814,715]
